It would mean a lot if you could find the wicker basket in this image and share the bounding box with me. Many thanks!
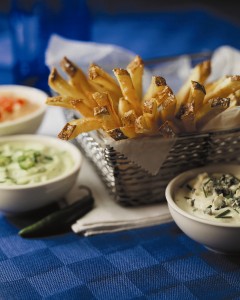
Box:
[65,109,240,206]
[64,53,240,206]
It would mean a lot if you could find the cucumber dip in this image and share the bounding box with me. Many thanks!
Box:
[0,141,74,185]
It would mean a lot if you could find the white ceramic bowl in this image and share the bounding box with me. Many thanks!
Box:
[165,164,240,254]
[0,85,47,136]
[0,134,82,214]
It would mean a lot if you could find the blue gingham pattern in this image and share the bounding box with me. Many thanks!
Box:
[1,212,240,300]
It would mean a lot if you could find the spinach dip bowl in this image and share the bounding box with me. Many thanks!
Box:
[165,164,240,254]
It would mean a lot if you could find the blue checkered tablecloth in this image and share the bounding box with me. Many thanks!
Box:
[1,213,240,300]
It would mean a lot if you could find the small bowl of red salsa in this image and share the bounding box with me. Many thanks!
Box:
[0,85,47,136]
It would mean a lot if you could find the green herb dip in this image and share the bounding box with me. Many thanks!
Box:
[0,142,74,185]
[176,172,240,223]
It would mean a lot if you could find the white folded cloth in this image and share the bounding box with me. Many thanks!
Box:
[69,157,172,236]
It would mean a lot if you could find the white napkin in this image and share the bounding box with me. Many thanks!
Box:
[69,156,172,236]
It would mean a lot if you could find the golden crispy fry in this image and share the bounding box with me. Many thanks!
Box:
[118,97,134,118]
[113,68,142,116]
[60,57,92,92]
[46,95,74,109]
[49,54,239,141]
[92,92,120,127]
[70,99,94,117]
[89,63,121,93]
[142,98,159,127]
[143,112,158,132]
[89,63,121,109]
[188,81,206,111]
[94,105,119,130]
[46,95,94,117]
[158,121,178,138]
[204,75,240,102]
[195,97,230,130]
[135,115,154,134]
[120,126,138,138]
[58,118,102,140]
[127,55,144,99]
[107,128,128,140]
[142,98,157,114]
[228,90,240,107]
[121,110,137,127]
[160,91,177,123]
[180,103,196,132]
[61,57,97,108]
[143,76,166,101]
[176,60,211,105]
[49,68,85,99]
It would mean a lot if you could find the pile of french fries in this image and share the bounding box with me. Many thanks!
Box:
[46,56,240,141]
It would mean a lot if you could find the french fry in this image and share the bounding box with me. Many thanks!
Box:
[113,68,142,116]
[180,103,196,132]
[48,68,85,98]
[195,97,230,130]
[143,112,158,132]
[135,115,153,134]
[142,98,159,127]
[143,76,166,101]
[127,55,144,99]
[160,92,177,123]
[142,98,157,114]
[92,92,120,127]
[176,60,211,105]
[94,105,119,130]
[120,126,138,138]
[46,95,94,117]
[60,57,92,92]
[188,81,206,111]
[228,90,240,107]
[158,121,179,138]
[118,97,134,118]
[47,54,240,142]
[46,95,75,109]
[70,99,94,117]
[121,110,137,127]
[60,57,97,108]
[88,63,122,109]
[107,128,128,140]
[204,75,240,102]
[58,118,103,140]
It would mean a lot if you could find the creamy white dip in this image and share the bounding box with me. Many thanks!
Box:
[175,172,240,224]
[0,142,74,185]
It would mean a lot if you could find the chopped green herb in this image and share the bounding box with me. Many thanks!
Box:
[204,179,211,186]
[0,155,11,167]
[202,186,207,198]
[207,205,212,208]
[215,209,231,218]
[233,208,239,214]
